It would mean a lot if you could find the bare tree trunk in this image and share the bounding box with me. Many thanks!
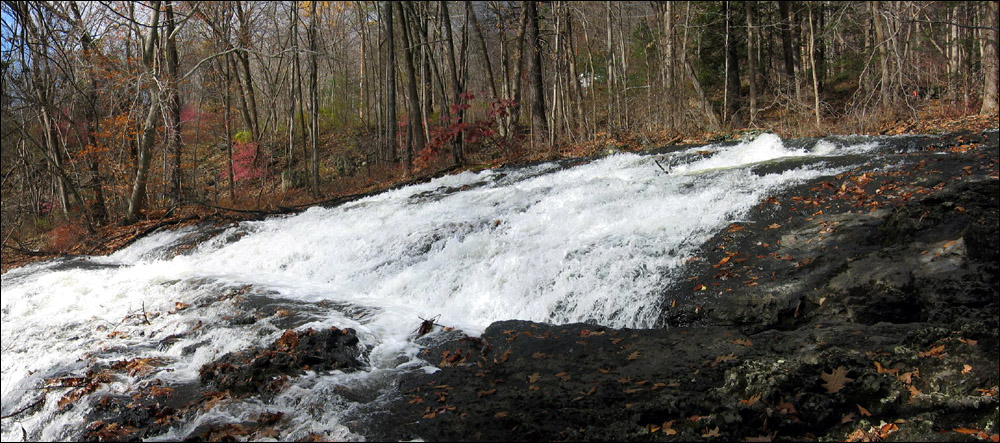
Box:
[525,1,547,143]
[126,1,162,224]
[235,2,261,141]
[164,2,183,204]
[398,1,426,171]
[745,1,757,126]
[467,1,498,100]
[808,2,821,126]
[384,1,398,163]
[308,0,320,195]
[981,1,999,115]
[70,2,108,224]
[442,0,465,165]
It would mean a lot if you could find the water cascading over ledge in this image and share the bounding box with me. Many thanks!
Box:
[2,133,886,441]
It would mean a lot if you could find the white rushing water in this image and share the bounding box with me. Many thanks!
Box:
[1,134,879,441]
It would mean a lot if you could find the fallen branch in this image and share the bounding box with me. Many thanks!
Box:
[0,396,45,420]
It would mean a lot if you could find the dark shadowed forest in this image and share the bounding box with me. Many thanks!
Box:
[2,1,998,270]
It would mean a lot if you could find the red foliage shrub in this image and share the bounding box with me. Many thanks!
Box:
[222,141,270,183]
[50,223,87,253]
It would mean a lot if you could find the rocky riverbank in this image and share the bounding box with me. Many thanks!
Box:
[8,131,995,442]
[356,131,999,442]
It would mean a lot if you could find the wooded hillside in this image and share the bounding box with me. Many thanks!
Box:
[1,1,998,261]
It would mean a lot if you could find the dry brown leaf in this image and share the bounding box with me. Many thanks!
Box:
[917,344,945,358]
[873,361,899,375]
[856,404,871,416]
[897,370,918,384]
[627,350,642,361]
[528,373,541,383]
[477,388,496,398]
[701,426,721,438]
[962,364,973,374]
[740,393,761,405]
[711,354,738,367]
[820,366,853,394]
[731,338,753,347]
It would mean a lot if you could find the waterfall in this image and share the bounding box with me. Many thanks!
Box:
[1,133,880,441]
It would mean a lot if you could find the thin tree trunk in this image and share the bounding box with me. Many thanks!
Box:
[164,2,183,203]
[526,1,547,143]
[384,1,398,163]
[745,1,757,126]
[398,1,425,171]
[467,1,498,100]
[308,0,320,195]
[442,0,465,165]
[980,0,998,115]
[125,1,162,224]
[808,2,821,126]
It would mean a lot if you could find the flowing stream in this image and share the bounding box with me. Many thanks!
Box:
[2,134,884,440]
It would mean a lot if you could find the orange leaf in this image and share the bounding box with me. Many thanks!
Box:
[873,361,899,375]
[962,364,973,374]
[917,344,945,358]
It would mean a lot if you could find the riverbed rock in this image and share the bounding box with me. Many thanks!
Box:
[358,131,999,442]
[199,326,363,396]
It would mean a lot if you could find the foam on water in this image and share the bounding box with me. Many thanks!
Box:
[1,134,880,440]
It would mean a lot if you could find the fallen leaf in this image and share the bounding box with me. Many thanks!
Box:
[694,284,708,291]
[528,373,541,383]
[627,350,641,361]
[494,411,508,418]
[897,370,918,384]
[701,426,721,438]
[962,364,973,374]
[841,413,856,424]
[907,385,922,404]
[711,354,738,367]
[731,338,753,347]
[776,401,796,415]
[820,366,853,393]
[745,432,778,442]
[873,361,899,375]
[477,388,496,398]
[878,422,899,438]
[917,344,945,358]
[713,256,732,268]
[857,404,871,417]
[957,337,978,346]
[597,368,610,374]
[555,371,571,381]
[740,393,761,405]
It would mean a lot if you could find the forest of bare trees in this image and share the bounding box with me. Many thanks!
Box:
[1,1,997,253]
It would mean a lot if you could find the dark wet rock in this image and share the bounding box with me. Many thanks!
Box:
[358,132,999,442]
[199,327,364,396]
